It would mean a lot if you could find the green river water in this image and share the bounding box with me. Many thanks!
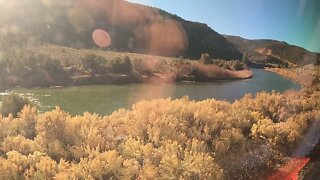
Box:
[1,69,300,115]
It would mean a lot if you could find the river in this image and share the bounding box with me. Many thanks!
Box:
[1,69,301,115]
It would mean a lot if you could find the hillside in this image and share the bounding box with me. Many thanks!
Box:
[0,0,241,60]
[224,35,320,67]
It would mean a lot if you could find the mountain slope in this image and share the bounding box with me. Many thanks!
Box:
[0,0,241,60]
[224,35,320,66]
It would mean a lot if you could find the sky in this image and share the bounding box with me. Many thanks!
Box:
[128,0,320,53]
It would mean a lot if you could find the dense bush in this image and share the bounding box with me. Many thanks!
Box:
[132,58,170,75]
[132,58,153,75]
[0,51,70,87]
[0,89,318,179]
[0,94,32,117]
[80,53,106,74]
[198,53,245,71]
[108,56,133,74]
[212,59,246,71]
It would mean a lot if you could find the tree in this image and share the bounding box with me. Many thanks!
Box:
[233,60,244,71]
[199,53,213,64]
[242,53,249,63]
[108,56,133,74]
[81,53,106,74]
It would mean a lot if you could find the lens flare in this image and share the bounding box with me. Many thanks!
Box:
[92,29,111,48]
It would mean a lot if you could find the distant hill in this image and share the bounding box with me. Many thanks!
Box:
[224,35,320,66]
[0,0,241,60]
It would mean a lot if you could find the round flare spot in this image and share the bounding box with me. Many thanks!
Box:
[92,29,111,48]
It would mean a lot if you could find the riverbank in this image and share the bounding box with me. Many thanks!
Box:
[265,66,319,88]
[0,45,252,90]
[72,68,253,85]
[0,67,252,90]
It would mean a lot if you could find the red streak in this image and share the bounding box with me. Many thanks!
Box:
[268,157,310,180]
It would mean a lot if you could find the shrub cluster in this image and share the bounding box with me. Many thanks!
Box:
[80,53,106,74]
[198,53,246,71]
[78,54,133,75]
[0,89,319,179]
[212,59,246,71]
[107,56,133,74]
[0,94,32,117]
[0,51,70,88]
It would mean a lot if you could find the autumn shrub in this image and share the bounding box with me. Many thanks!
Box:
[0,89,318,179]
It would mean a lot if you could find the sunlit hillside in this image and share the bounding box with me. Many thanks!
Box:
[0,0,241,60]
